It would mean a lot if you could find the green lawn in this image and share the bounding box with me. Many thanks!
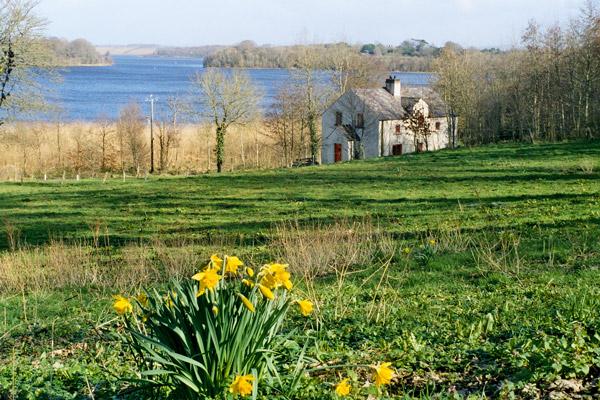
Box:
[1,141,599,399]
[2,141,599,249]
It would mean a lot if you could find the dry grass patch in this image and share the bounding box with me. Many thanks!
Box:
[273,218,401,322]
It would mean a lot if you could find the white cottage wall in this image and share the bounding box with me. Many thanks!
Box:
[381,117,450,156]
[322,92,382,163]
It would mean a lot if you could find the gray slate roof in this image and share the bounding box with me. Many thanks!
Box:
[352,86,448,120]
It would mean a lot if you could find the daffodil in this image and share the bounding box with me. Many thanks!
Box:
[335,378,351,396]
[113,295,132,315]
[136,293,149,307]
[297,300,314,316]
[192,266,222,297]
[428,239,436,246]
[258,284,275,300]
[212,305,219,315]
[373,362,394,386]
[225,256,244,274]
[229,374,254,396]
[237,293,255,313]
[260,263,293,290]
[246,267,254,277]
[242,278,254,288]
[208,254,223,269]
[164,291,177,309]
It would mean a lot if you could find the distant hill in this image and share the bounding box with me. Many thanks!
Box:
[95,45,159,56]
[154,45,226,58]
[93,45,224,58]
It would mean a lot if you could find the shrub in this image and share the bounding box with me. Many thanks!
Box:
[113,255,313,399]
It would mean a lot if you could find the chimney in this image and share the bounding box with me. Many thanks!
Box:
[385,76,401,98]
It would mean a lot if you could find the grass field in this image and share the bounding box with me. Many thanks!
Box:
[1,141,599,399]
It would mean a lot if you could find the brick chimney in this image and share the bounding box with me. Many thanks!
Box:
[385,76,401,98]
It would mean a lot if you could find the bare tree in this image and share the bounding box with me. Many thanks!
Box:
[294,48,324,163]
[67,124,89,177]
[117,103,147,175]
[193,68,260,173]
[329,43,385,95]
[0,0,52,122]
[407,106,432,151]
[156,97,185,172]
[96,114,114,171]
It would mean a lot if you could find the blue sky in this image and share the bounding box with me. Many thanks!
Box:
[38,0,583,48]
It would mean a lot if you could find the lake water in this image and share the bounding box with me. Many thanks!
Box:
[45,56,433,121]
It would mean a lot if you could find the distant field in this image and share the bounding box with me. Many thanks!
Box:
[95,45,159,56]
[1,141,599,399]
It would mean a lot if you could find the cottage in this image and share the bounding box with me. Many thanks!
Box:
[321,76,457,164]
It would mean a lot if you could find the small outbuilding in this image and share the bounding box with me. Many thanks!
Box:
[321,76,457,164]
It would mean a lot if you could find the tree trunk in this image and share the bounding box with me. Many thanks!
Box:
[308,111,318,163]
[240,129,245,169]
[216,125,225,173]
[101,133,106,171]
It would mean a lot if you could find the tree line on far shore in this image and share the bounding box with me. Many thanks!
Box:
[202,40,445,72]
[45,37,111,66]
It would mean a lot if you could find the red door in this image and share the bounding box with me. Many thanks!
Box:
[392,144,403,156]
[334,143,342,162]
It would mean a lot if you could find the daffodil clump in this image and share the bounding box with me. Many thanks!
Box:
[113,254,313,399]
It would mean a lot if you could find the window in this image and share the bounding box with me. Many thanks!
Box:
[356,113,364,128]
[395,124,401,134]
[335,112,342,126]
[435,122,441,130]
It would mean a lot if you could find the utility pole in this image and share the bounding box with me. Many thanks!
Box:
[146,95,157,173]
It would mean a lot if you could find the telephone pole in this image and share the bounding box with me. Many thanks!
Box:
[146,95,157,173]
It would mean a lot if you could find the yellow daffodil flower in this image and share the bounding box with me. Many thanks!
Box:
[429,239,436,246]
[113,295,133,315]
[225,256,244,274]
[192,266,222,297]
[297,300,314,316]
[136,293,149,307]
[335,378,351,396]
[209,254,223,269]
[229,374,254,396]
[164,291,177,309]
[246,267,254,277]
[260,263,293,290]
[373,362,394,386]
[242,279,254,288]
[212,305,219,315]
[237,293,255,313]
[258,284,275,300]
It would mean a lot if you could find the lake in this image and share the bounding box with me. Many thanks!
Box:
[45,56,433,121]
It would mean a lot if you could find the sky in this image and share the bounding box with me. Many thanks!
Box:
[37,0,584,48]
